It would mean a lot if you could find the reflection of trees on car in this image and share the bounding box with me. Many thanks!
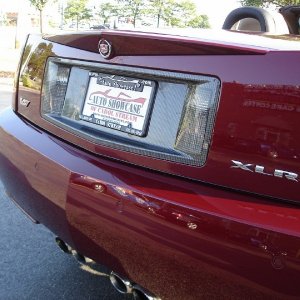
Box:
[22,43,54,89]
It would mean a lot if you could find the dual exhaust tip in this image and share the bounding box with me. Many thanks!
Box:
[110,271,160,300]
[55,237,89,265]
[55,237,160,300]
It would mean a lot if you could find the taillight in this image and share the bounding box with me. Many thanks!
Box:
[41,61,70,115]
[175,82,219,166]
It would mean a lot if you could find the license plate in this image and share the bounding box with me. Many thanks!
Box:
[80,73,156,136]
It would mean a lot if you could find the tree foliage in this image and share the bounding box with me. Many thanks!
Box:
[147,0,175,28]
[240,0,300,7]
[152,0,210,28]
[186,15,210,28]
[97,0,210,28]
[28,0,49,11]
[97,3,119,24]
[28,0,51,33]
[175,0,210,28]
[122,0,148,27]
[64,0,92,30]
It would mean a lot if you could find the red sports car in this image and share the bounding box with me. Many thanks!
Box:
[1,6,300,300]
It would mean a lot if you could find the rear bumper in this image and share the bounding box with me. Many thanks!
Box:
[1,108,300,300]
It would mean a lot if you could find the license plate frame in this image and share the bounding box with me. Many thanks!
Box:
[80,72,156,137]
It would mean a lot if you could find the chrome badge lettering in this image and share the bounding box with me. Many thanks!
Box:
[231,160,253,172]
[231,160,298,182]
[274,169,298,182]
[19,97,31,107]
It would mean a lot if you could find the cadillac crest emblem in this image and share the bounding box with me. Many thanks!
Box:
[98,39,112,59]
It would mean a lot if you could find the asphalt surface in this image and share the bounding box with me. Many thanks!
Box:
[0,84,12,111]
[0,86,131,300]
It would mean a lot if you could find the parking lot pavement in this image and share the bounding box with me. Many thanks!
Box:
[0,181,131,300]
[0,45,20,73]
[0,91,12,110]
[0,82,13,111]
[0,86,130,300]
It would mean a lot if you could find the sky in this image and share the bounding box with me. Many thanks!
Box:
[196,0,241,28]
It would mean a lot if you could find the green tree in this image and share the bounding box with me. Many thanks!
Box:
[240,0,300,7]
[178,0,201,27]
[187,14,210,28]
[148,0,175,28]
[97,2,119,25]
[162,0,210,28]
[97,0,210,29]
[122,0,147,27]
[64,0,92,30]
[28,0,51,33]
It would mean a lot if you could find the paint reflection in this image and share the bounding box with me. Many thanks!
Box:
[219,83,300,160]
[106,180,300,272]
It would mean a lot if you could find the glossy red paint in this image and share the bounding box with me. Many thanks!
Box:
[1,29,300,299]
[45,30,269,56]
[0,109,300,299]
[0,112,73,246]
[17,34,300,204]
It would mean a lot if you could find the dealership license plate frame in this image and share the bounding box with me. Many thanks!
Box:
[79,72,157,137]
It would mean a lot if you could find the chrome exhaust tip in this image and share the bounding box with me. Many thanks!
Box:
[72,250,87,265]
[55,237,92,265]
[109,271,133,294]
[55,237,71,254]
[132,285,161,300]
